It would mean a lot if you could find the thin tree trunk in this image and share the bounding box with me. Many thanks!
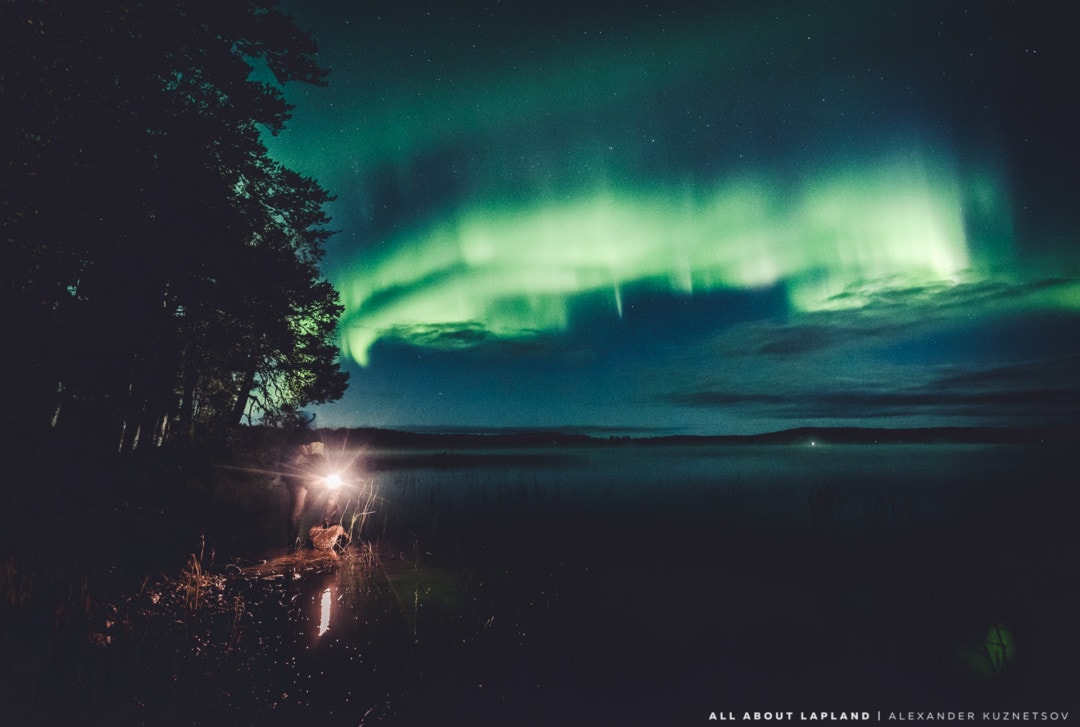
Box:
[177,367,198,441]
[232,369,256,425]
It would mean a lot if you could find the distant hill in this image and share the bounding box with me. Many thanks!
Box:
[323,425,1079,449]
[647,425,1079,445]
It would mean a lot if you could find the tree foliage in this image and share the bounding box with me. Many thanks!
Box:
[1,0,347,452]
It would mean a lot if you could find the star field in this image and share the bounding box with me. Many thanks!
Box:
[263,0,1080,434]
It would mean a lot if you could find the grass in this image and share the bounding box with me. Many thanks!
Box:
[0,557,34,609]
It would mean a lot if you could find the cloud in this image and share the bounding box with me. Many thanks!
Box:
[754,325,838,356]
[661,342,1080,423]
[663,378,1080,422]
[380,322,495,350]
[649,283,1080,426]
[932,354,1080,391]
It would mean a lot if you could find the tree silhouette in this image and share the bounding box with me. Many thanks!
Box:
[1,0,347,452]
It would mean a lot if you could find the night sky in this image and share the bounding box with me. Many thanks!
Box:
[262,0,1079,435]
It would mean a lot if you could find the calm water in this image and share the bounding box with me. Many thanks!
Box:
[238,443,1075,723]
[6,443,1077,724]
[360,442,1044,536]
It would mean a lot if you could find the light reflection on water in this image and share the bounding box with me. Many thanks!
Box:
[318,587,331,636]
[287,553,378,650]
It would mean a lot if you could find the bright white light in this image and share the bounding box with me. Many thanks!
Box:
[324,473,343,490]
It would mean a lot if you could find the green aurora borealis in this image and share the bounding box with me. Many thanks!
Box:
[264,0,1079,433]
[336,153,1007,366]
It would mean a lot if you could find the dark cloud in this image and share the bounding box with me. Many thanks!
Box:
[933,354,1080,389]
[663,359,1080,423]
[707,314,916,361]
[381,322,495,350]
[756,325,838,356]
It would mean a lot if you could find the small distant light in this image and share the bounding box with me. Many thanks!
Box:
[811,441,816,447]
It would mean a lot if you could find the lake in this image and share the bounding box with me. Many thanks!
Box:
[4,442,1076,724]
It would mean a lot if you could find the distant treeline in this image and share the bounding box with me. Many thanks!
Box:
[2,1,348,454]
[316,425,1080,450]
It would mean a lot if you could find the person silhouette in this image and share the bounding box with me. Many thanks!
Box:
[282,417,325,546]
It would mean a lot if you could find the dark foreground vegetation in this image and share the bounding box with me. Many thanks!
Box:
[2,0,348,455]
[2,3,360,716]
[2,429,1077,725]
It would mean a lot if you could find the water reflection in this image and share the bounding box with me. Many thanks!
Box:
[318,587,331,636]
